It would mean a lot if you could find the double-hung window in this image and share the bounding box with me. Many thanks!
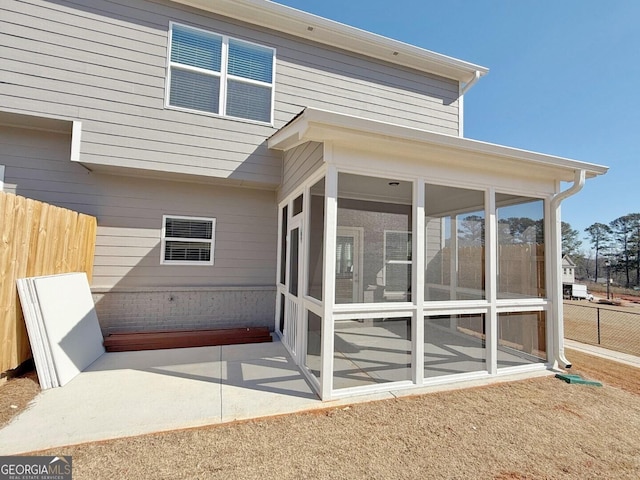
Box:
[161,215,216,265]
[384,230,412,299]
[167,23,275,123]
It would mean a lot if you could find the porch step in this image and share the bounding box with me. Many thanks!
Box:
[103,327,272,352]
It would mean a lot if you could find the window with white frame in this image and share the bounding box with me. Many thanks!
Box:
[384,230,412,299]
[161,215,216,265]
[167,23,275,123]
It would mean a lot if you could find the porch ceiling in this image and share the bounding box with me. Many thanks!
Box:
[267,108,609,183]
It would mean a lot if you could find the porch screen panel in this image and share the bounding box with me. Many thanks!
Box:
[307,179,325,300]
[424,314,486,378]
[333,317,411,390]
[305,311,322,379]
[497,311,547,367]
[279,206,288,285]
[425,184,485,301]
[496,195,545,299]
[336,173,412,304]
[289,227,299,296]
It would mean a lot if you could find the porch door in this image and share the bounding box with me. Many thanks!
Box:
[335,227,363,303]
[284,215,304,358]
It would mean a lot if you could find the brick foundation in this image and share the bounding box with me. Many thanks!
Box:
[92,286,276,335]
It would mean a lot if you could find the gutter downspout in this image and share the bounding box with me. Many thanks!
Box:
[461,70,482,95]
[549,169,586,369]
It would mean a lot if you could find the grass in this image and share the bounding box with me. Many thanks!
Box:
[564,301,640,357]
[0,347,631,479]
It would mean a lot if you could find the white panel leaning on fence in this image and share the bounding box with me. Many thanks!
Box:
[16,272,105,389]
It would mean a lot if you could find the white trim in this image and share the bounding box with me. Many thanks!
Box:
[70,121,82,162]
[333,309,415,322]
[331,380,414,399]
[495,303,547,313]
[166,22,276,126]
[458,84,464,137]
[0,165,4,192]
[321,163,338,400]
[160,214,216,266]
[413,179,425,384]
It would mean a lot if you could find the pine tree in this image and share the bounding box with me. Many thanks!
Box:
[585,222,612,282]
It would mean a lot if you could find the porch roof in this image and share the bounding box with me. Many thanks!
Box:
[267,108,609,182]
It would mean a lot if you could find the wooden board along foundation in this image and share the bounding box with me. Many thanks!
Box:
[103,327,273,352]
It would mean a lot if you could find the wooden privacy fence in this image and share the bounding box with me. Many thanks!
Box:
[436,244,545,297]
[0,192,97,373]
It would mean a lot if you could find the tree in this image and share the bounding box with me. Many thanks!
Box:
[458,214,484,246]
[626,213,640,286]
[498,217,543,244]
[610,215,635,288]
[585,222,611,282]
[561,222,582,256]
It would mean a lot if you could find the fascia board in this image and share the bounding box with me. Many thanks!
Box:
[170,0,488,84]
[267,118,309,150]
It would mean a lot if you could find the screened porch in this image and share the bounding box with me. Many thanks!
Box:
[268,109,604,400]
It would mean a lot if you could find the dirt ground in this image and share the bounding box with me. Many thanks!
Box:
[0,348,630,479]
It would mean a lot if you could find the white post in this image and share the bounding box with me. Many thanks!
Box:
[486,188,498,374]
[549,196,563,369]
[320,160,338,400]
[413,179,425,384]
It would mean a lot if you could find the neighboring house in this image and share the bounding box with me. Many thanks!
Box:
[562,255,577,284]
[0,0,608,400]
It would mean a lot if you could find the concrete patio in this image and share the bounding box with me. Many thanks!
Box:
[0,336,554,455]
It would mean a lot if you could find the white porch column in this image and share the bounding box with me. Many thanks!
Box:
[486,188,498,374]
[549,195,563,369]
[413,179,425,384]
[450,216,459,303]
[320,162,338,400]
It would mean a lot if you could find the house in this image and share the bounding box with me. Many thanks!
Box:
[562,255,577,284]
[0,0,608,400]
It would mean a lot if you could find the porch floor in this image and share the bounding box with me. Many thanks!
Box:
[0,336,553,455]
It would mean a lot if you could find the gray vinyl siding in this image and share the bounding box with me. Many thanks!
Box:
[0,0,460,187]
[279,142,324,201]
[0,125,277,289]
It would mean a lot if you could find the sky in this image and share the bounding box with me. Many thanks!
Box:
[273,0,639,252]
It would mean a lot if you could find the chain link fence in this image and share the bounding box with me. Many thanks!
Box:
[564,302,640,356]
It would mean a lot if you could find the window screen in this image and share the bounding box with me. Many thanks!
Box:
[162,216,216,265]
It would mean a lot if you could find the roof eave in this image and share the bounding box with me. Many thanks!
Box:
[169,0,489,85]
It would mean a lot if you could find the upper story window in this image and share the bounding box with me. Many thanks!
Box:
[167,23,275,124]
